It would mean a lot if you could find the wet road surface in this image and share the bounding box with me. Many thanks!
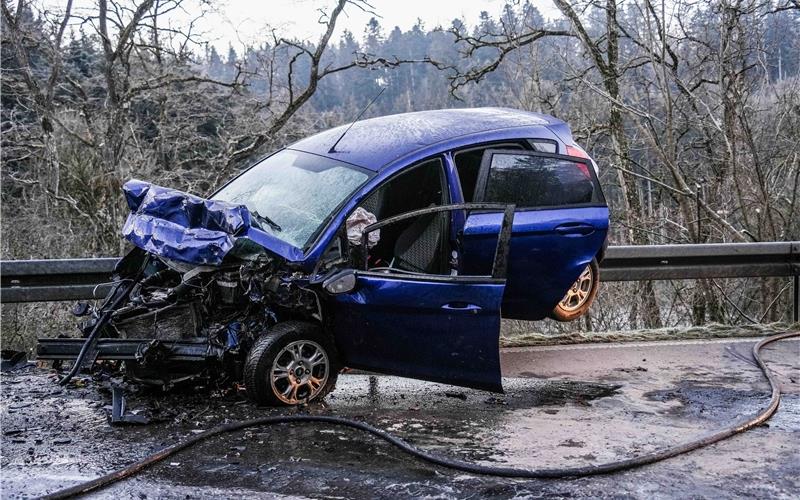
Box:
[1,336,798,499]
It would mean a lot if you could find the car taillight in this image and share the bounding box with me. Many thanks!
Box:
[565,144,589,158]
[565,144,591,178]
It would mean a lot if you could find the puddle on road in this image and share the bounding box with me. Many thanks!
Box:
[644,381,774,422]
[508,379,621,406]
[327,375,621,411]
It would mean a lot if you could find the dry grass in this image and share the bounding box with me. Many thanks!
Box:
[1,302,76,354]
[500,321,799,347]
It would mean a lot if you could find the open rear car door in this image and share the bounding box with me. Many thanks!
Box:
[324,204,514,392]
[461,150,609,320]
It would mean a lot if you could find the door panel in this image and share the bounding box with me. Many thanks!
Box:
[327,203,514,392]
[462,206,608,319]
[461,150,609,320]
[330,274,505,392]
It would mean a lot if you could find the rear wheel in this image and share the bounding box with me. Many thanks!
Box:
[549,259,599,322]
[243,321,339,406]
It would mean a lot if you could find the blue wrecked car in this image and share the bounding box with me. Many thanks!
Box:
[38,108,609,406]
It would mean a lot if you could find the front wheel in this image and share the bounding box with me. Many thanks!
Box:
[549,259,600,322]
[243,321,339,406]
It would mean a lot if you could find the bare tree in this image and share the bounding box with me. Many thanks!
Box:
[219,0,444,172]
[447,0,665,327]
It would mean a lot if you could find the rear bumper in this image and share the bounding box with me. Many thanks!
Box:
[36,338,223,362]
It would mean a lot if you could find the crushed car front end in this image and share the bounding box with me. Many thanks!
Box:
[37,179,322,390]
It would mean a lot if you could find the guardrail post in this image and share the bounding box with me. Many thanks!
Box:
[794,275,799,323]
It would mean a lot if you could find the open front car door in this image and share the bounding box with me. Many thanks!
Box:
[324,204,514,392]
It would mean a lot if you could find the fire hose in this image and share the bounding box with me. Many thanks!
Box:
[41,331,798,499]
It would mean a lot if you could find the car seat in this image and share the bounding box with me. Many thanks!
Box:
[392,212,445,273]
[360,187,386,219]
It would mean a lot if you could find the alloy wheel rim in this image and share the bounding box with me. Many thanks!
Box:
[558,265,594,312]
[270,340,329,404]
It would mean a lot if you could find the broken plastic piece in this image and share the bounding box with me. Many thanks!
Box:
[72,302,91,317]
[110,385,150,425]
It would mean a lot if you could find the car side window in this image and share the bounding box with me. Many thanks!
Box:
[476,151,602,208]
[360,158,447,220]
[349,158,450,273]
[453,142,526,203]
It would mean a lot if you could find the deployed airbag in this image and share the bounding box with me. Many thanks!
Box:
[121,180,252,265]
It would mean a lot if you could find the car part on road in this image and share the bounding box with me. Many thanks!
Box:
[0,350,32,372]
[109,386,150,425]
[39,331,798,500]
[550,258,599,322]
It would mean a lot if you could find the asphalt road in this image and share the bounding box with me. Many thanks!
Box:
[1,336,798,499]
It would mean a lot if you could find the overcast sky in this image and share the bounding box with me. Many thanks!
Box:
[187,0,560,51]
[42,0,561,53]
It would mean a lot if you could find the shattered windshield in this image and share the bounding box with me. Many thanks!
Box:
[214,149,370,249]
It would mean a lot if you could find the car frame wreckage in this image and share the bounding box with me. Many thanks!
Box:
[37,108,609,406]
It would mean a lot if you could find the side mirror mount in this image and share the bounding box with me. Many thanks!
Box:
[322,269,357,295]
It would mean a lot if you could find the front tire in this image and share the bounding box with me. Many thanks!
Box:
[243,321,339,406]
[549,259,600,322]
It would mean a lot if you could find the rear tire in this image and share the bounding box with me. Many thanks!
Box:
[549,259,599,322]
[243,321,339,406]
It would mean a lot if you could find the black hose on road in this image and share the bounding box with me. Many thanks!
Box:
[41,331,799,499]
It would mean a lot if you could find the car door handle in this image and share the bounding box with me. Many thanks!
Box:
[554,223,595,236]
[442,302,482,313]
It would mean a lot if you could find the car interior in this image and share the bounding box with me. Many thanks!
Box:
[357,158,450,275]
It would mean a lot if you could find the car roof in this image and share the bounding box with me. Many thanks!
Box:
[289,107,564,171]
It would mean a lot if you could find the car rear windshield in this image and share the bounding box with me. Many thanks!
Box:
[483,153,602,208]
[214,150,370,249]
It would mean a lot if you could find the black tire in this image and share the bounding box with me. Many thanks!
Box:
[549,258,600,322]
[243,321,339,406]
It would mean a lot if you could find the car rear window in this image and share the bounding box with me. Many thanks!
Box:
[480,152,602,208]
[528,139,558,153]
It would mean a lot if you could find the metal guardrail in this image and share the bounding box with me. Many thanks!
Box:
[601,242,800,281]
[1,257,118,303]
[2,242,799,320]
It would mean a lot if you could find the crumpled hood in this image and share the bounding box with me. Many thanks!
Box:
[121,179,253,266]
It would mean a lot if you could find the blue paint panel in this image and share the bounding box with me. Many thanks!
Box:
[122,179,308,265]
[123,179,251,234]
[462,206,609,319]
[121,179,259,266]
[443,152,466,242]
[329,274,505,392]
[122,214,238,266]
